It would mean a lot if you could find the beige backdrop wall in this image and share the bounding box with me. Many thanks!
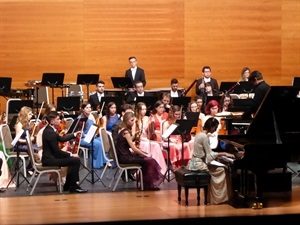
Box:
[0,0,299,110]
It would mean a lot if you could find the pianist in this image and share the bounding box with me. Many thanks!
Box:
[186,117,235,205]
[241,70,270,119]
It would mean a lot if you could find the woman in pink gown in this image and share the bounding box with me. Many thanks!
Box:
[134,102,167,175]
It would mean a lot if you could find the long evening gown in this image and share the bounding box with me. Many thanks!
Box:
[116,129,164,189]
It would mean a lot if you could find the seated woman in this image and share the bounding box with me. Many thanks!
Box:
[0,151,15,190]
[134,102,167,175]
[186,117,235,205]
[116,111,164,190]
[161,105,194,168]
[102,101,120,134]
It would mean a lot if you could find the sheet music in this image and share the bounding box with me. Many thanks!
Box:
[209,160,227,167]
[83,124,98,143]
[161,123,179,139]
[11,128,24,147]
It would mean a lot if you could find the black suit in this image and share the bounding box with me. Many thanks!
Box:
[89,92,105,110]
[126,91,153,104]
[125,67,146,87]
[242,81,270,119]
[42,125,81,191]
[195,78,219,95]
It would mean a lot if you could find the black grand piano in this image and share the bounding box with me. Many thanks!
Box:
[219,86,300,207]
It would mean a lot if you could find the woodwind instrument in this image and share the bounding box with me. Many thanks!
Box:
[31,101,44,139]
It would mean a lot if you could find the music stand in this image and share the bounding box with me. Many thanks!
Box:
[0,77,12,98]
[100,96,125,115]
[235,81,254,95]
[220,82,237,94]
[41,73,65,104]
[57,96,81,113]
[79,123,105,186]
[175,119,195,167]
[171,96,191,112]
[77,74,99,100]
[292,77,300,87]
[6,129,30,189]
[136,96,159,116]
[162,123,179,182]
[111,77,133,90]
[185,112,200,126]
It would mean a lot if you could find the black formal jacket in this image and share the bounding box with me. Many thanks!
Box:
[195,78,219,95]
[125,67,146,87]
[41,125,74,166]
[125,91,153,104]
[89,92,106,110]
[242,81,270,119]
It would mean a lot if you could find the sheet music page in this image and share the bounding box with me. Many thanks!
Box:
[11,128,24,147]
[162,123,179,139]
[84,124,98,143]
[209,160,227,167]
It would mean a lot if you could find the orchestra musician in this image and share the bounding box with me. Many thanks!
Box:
[77,101,106,169]
[14,106,38,176]
[148,100,169,142]
[42,111,87,193]
[125,80,152,104]
[134,102,167,175]
[101,101,120,134]
[161,92,171,113]
[195,66,219,96]
[161,105,194,168]
[170,78,184,97]
[89,80,106,111]
[186,117,235,205]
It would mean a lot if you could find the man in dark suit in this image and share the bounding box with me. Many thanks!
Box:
[89,80,106,110]
[170,78,185,97]
[241,70,270,119]
[42,111,87,193]
[195,66,219,96]
[125,80,152,104]
[125,56,146,89]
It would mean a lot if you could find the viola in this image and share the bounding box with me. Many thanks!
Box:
[72,121,85,154]
[148,118,157,141]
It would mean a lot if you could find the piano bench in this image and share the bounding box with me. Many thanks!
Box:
[174,167,211,206]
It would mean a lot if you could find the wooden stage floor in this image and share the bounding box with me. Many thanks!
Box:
[1,165,300,225]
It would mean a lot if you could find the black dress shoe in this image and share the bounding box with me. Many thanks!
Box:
[69,188,88,193]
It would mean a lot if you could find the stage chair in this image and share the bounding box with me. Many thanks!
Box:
[24,130,62,196]
[63,117,74,130]
[99,127,114,179]
[66,84,84,101]
[106,131,143,191]
[5,98,21,125]
[0,124,29,177]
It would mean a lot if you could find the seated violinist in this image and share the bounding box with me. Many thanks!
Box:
[148,100,169,142]
[161,105,194,168]
[14,106,38,176]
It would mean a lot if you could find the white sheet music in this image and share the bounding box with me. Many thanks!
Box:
[84,124,98,143]
[162,123,179,139]
[11,128,24,147]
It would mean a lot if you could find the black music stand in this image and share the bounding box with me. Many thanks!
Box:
[111,77,133,90]
[6,129,30,190]
[171,96,191,112]
[220,82,237,94]
[292,77,300,87]
[79,123,105,186]
[57,96,81,113]
[136,96,159,116]
[77,74,99,100]
[175,119,195,166]
[0,77,12,98]
[100,96,125,115]
[185,112,200,124]
[235,81,254,95]
[41,73,65,104]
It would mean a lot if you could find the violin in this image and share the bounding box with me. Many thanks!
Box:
[134,119,142,148]
[96,102,105,128]
[31,102,44,141]
[148,116,157,141]
[72,122,85,154]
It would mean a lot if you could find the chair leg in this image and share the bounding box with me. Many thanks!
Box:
[100,164,108,179]
[22,157,27,177]
[113,169,124,192]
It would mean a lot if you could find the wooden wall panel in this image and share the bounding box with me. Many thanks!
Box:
[0,0,299,111]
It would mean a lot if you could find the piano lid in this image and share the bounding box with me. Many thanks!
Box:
[246,86,300,142]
